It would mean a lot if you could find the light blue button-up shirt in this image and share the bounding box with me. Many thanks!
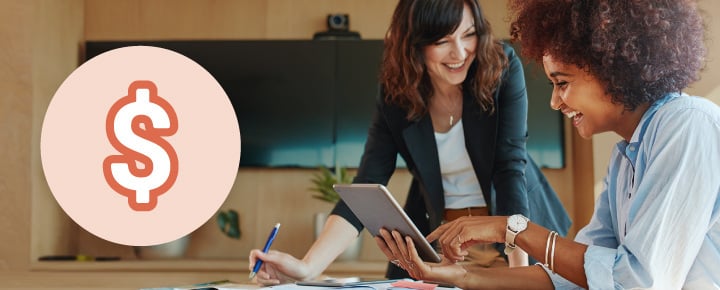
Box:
[547,93,720,289]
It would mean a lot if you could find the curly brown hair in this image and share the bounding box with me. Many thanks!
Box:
[380,0,507,120]
[508,0,706,111]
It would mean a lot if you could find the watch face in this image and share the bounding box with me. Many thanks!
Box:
[509,215,527,231]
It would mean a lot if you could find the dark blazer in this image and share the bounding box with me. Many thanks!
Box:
[330,43,571,278]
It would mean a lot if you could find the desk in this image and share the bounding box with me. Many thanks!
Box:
[0,271,254,290]
[2,260,388,290]
[30,259,386,276]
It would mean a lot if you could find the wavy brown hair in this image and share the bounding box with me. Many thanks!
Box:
[380,0,507,120]
[509,0,706,111]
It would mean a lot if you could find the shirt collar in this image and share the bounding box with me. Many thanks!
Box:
[616,92,681,166]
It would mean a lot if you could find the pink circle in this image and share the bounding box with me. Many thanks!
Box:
[41,46,241,246]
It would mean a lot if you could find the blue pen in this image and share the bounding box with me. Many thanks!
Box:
[249,223,281,279]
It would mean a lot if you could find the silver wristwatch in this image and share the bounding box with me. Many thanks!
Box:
[504,214,529,255]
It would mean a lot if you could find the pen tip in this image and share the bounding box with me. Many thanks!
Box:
[249,272,256,279]
[275,223,281,228]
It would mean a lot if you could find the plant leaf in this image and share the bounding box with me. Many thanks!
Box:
[308,165,353,204]
[217,209,241,239]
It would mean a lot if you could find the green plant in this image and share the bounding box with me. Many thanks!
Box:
[216,209,241,239]
[309,166,353,204]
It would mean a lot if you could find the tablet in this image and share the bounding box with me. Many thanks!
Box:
[333,183,442,263]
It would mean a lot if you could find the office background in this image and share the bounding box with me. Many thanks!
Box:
[0,0,718,279]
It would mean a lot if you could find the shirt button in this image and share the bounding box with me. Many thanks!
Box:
[629,145,636,151]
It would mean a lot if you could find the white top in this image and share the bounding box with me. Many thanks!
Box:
[434,119,486,209]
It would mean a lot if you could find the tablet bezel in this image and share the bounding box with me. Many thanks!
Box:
[333,183,442,263]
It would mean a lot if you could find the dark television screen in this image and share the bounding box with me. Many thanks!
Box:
[86,40,339,168]
[85,40,563,169]
[333,41,390,167]
[206,41,337,167]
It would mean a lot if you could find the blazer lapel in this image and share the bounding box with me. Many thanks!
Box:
[402,116,445,218]
[463,94,496,211]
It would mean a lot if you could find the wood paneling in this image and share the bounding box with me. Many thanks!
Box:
[84,0,395,41]
[19,0,584,271]
[30,0,85,264]
[0,0,34,272]
[13,0,718,276]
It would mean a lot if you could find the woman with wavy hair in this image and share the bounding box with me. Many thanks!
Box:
[248,0,570,284]
[377,0,720,289]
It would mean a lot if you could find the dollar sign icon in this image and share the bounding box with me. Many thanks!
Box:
[103,80,179,211]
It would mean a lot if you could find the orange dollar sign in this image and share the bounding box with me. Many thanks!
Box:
[103,80,179,211]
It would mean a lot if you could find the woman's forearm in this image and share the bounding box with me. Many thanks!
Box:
[461,265,554,290]
[301,214,361,279]
[515,223,588,288]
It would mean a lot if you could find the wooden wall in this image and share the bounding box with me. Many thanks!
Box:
[44,0,590,264]
[0,0,84,271]
[84,0,394,41]
[0,0,34,271]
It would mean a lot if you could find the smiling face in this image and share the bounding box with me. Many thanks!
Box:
[423,3,477,91]
[543,55,642,140]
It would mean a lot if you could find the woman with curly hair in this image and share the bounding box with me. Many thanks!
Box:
[377,0,720,288]
[248,0,572,284]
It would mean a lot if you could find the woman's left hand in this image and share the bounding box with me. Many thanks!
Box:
[374,228,466,283]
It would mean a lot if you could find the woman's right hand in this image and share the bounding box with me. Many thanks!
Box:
[248,249,311,285]
[426,216,507,262]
